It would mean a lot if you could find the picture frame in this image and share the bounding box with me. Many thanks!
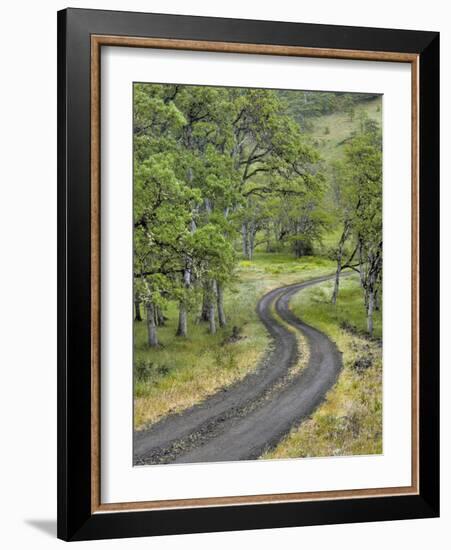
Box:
[57,7,439,541]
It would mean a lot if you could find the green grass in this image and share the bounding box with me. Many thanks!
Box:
[291,276,382,340]
[237,253,334,283]
[263,275,382,459]
[134,252,336,429]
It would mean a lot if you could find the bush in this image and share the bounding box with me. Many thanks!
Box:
[351,355,373,372]
[134,359,170,382]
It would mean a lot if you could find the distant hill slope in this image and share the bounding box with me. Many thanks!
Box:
[277,90,382,165]
[276,91,382,251]
[306,96,382,165]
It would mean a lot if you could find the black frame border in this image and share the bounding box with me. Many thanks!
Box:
[57,8,439,541]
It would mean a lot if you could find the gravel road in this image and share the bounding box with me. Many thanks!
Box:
[134,273,344,465]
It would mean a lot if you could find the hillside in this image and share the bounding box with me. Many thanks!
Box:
[296,94,382,249]
[307,95,382,165]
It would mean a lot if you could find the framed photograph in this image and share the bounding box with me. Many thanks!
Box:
[57,8,439,541]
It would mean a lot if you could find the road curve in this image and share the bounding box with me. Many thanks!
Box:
[134,273,345,465]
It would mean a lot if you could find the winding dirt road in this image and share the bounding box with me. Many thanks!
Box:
[134,273,345,465]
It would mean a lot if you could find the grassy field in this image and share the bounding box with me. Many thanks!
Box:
[309,97,382,165]
[134,252,335,430]
[263,275,383,459]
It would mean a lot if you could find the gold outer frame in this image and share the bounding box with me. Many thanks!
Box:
[90,35,419,514]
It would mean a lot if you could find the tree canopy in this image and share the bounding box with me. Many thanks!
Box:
[133,83,382,344]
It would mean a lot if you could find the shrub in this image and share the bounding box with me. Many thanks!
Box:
[134,359,170,382]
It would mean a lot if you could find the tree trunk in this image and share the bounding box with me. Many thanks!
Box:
[176,209,195,335]
[332,221,352,304]
[208,302,216,335]
[367,289,374,336]
[199,285,210,322]
[374,288,380,311]
[156,306,166,326]
[216,281,226,327]
[208,281,216,335]
[146,301,158,347]
[265,226,272,252]
[332,261,342,305]
[294,240,302,258]
[175,262,191,338]
[248,223,255,260]
[134,293,142,321]
[242,222,249,258]
[358,240,366,290]
[176,302,187,337]
[293,224,303,258]
[176,266,191,337]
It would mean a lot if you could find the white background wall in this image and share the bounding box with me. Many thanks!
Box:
[0,1,448,547]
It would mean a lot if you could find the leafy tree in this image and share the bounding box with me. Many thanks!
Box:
[133,82,380,346]
[330,118,382,335]
[134,153,200,345]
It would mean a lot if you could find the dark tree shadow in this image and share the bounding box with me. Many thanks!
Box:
[25,519,57,538]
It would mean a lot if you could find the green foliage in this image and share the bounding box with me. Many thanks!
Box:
[327,110,382,333]
[133,83,331,342]
[133,82,382,343]
[295,277,382,339]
